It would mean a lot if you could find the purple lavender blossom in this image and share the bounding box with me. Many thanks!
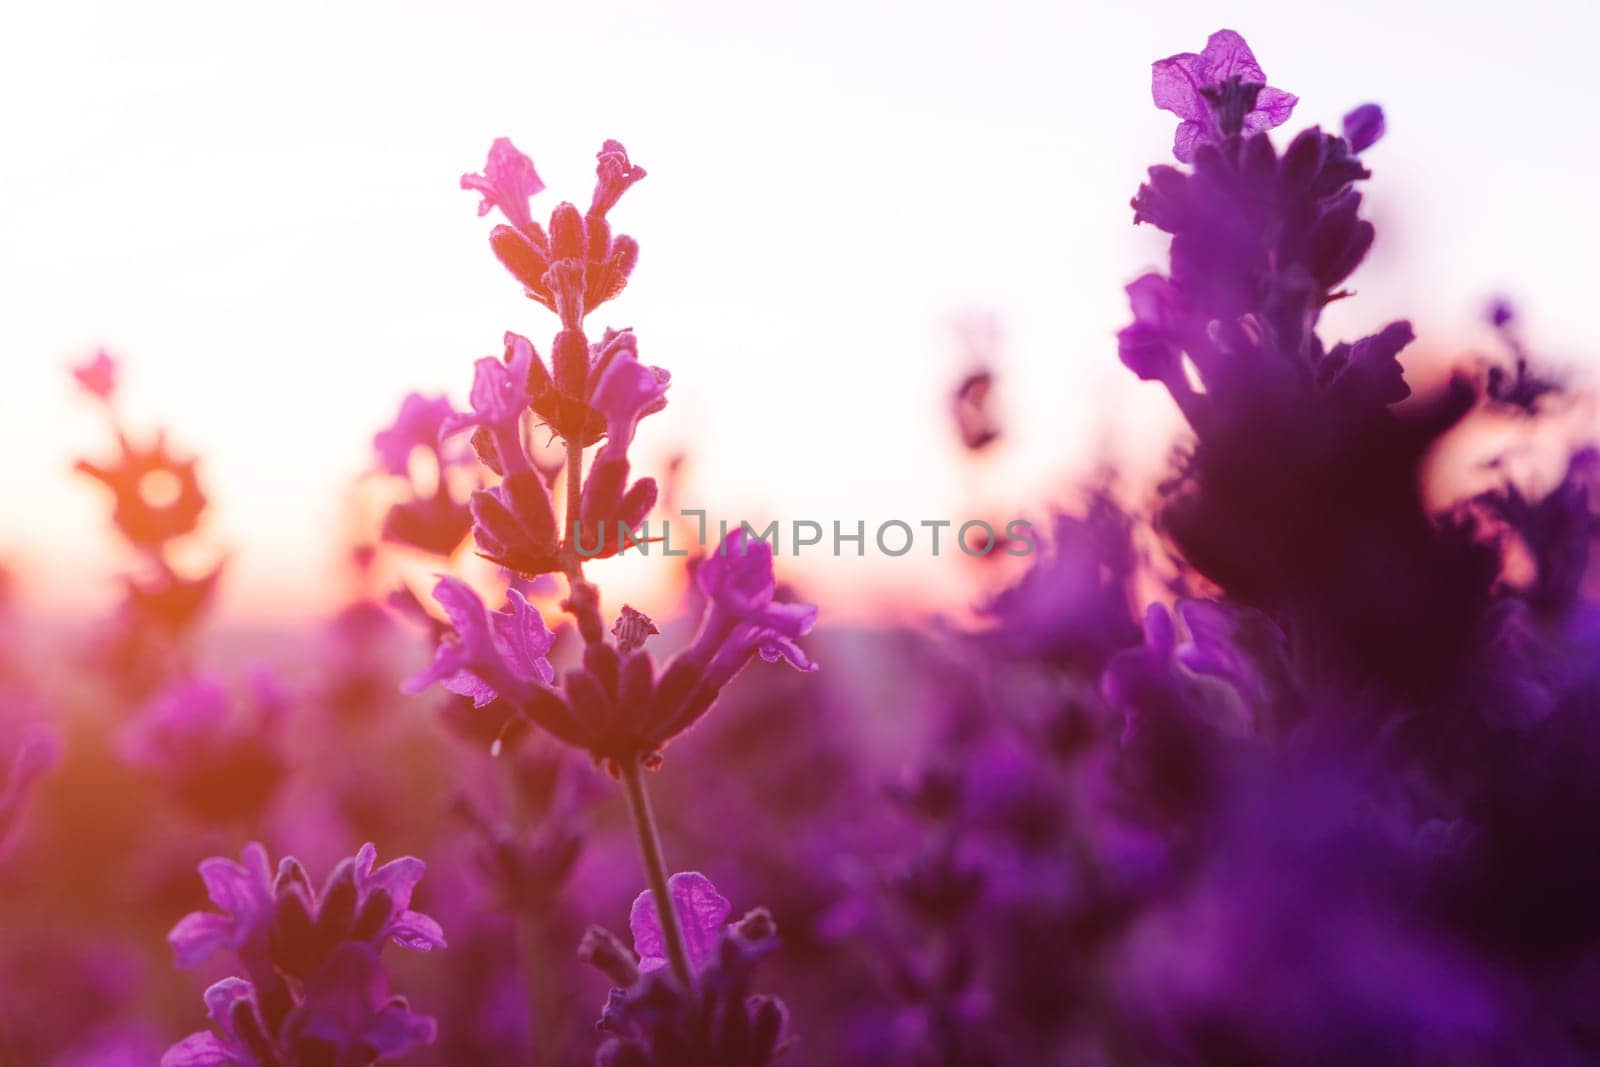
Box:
[628,870,730,973]
[164,946,437,1066]
[401,579,556,707]
[168,843,276,970]
[169,842,445,981]
[583,874,789,1066]
[1152,29,1297,162]
[461,137,545,234]
[407,530,816,767]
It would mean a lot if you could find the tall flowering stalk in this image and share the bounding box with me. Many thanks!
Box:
[406,135,814,1055]
[71,351,225,697]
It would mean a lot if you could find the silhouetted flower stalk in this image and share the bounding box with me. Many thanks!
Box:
[403,135,816,1057]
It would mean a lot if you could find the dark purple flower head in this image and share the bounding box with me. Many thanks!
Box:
[169,842,445,984]
[1318,320,1415,420]
[1153,30,1297,162]
[71,348,117,400]
[268,843,447,981]
[461,137,545,233]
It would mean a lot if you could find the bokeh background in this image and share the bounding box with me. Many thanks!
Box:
[6,0,1598,623]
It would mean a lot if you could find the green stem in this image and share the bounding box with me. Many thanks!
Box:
[619,756,695,990]
[565,435,583,563]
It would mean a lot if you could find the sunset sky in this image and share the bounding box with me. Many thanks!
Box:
[4,0,1597,622]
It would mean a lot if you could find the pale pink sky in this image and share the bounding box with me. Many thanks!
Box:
[3,0,1597,622]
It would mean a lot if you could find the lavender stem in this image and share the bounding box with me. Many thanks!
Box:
[619,755,695,991]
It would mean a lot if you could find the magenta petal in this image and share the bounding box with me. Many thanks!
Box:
[198,848,268,917]
[696,531,778,615]
[1247,86,1298,129]
[386,909,448,951]
[202,978,255,1032]
[159,1032,238,1067]
[492,590,557,685]
[429,577,491,643]
[439,670,499,707]
[1198,29,1266,84]
[629,871,731,974]
[460,137,544,232]
[1151,52,1210,122]
[758,634,819,672]
[365,855,425,903]
[592,350,670,453]
[168,911,235,968]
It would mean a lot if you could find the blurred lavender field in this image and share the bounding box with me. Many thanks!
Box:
[5,24,1600,1067]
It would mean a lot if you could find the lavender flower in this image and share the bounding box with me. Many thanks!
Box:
[163,945,437,1066]
[166,844,442,1065]
[409,529,816,769]
[582,873,789,1067]
[1152,29,1297,162]
[169,842,445,981]
[461,136,546,234]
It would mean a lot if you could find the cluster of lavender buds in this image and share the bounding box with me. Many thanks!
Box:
[163,843,442,1065]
